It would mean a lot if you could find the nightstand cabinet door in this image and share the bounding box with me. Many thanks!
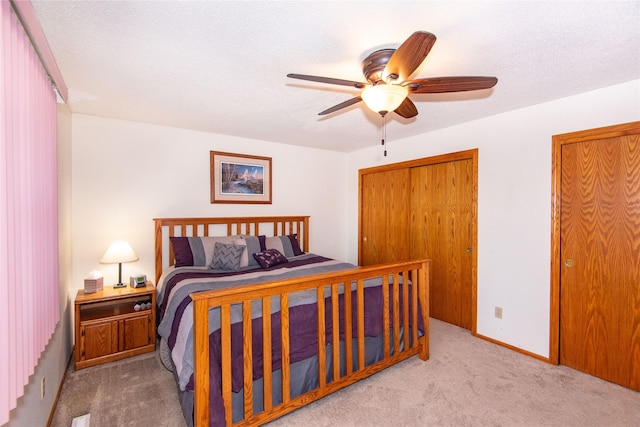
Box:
[122,315,152,350]
[82,320,118,359]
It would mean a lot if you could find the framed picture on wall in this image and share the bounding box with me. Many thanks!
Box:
[210,151,272,204]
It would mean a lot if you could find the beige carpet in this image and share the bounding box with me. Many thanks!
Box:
[51,319,640,427]
[50,348,185,427]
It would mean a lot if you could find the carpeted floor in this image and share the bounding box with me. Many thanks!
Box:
[51,319,640,427]
[50,347,186,427]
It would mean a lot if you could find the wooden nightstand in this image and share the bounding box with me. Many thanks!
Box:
[74,282,156,370]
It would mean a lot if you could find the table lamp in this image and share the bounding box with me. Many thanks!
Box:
[100,240,139,288]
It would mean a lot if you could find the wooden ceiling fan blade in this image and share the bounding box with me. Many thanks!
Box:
[394,97,418,118]
[405,76,498,93]
[318,97,362,115]
[287,73,367,89]
[383,31,437,83]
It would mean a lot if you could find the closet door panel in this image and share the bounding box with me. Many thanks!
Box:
[359,168,410,265]
[410,159,473,329]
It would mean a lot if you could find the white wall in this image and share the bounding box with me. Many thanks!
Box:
[71,115,349,291]
[71,81,639,360]
[346,80,640,357]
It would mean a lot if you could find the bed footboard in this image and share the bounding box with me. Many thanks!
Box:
[191,259,430,427]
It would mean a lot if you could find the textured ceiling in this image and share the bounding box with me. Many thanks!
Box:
[31,1,640,152]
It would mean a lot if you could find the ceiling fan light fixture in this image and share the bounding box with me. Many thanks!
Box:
[361,84,408,115]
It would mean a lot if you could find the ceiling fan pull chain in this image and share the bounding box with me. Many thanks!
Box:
[382,115,388,157]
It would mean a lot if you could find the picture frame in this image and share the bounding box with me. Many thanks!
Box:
[210,151,272,204]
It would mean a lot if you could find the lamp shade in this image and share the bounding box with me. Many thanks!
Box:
[100,240,139,264]
[361,84,409,115]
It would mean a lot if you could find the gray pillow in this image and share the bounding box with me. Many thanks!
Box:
[265,234,304,257]
[240,235,265,267]
[210,242,244,271]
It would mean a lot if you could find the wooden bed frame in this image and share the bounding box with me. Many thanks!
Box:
[154,216,430,427]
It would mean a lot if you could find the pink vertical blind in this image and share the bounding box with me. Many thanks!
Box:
[1,0,60,423]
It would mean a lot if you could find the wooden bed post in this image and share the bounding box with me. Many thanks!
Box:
[154,218,163,284]
[418,260,430,361]
[193,298,211,427]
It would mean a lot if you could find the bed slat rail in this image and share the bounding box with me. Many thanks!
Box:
[191,259,430,427]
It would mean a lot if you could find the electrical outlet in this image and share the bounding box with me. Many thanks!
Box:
[494,306,503,319]
[40,376,45,400]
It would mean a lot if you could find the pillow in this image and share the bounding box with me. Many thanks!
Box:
[239,235,266,267]
[252,249,288,269]
[264,234,304,257]
[170,235,240,267]
[233,239,249,267]
[170,237,195,267]
[210,242,244,271]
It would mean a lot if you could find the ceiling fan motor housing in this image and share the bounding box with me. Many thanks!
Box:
[362,49,396,84]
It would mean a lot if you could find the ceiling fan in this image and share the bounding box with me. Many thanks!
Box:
[287,31,498,118]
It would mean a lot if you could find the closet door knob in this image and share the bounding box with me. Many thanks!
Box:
[564,259,575,268]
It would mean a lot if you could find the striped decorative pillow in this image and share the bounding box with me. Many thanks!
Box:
[238,235,266,267]
[264,234,304,257]
[170,235,240,267]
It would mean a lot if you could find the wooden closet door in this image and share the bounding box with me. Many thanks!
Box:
[559,129,640,390]
[359,168,410,265]
[410,159,474,329]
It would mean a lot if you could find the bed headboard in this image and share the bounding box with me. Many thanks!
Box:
[153,216,310,283]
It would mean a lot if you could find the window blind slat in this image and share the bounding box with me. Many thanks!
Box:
[1,1,60,423]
